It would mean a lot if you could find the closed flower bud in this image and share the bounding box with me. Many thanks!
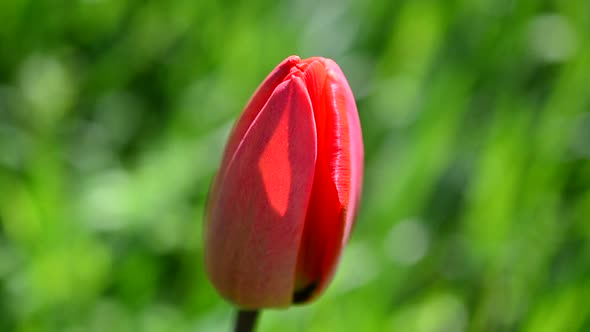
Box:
[204,55,364,309]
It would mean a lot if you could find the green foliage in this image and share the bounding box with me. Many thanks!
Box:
[0,0,589,331]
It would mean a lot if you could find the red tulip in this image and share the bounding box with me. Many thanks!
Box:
[204,55,364,309]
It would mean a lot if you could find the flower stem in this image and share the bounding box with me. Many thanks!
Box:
[234,309,260,332]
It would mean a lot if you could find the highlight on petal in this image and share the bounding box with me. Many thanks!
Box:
[204,75,317,308]
[258,108,292,217]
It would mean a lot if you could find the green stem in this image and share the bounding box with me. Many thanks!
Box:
[234,309,260,332]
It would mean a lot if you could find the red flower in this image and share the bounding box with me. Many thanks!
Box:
[204,55,364,308]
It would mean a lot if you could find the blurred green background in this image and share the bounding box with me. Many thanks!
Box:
[0,0,589,331]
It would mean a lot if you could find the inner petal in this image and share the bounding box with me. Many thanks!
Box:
[293,60,353,302]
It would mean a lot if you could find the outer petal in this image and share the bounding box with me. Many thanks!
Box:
[293,58,364,302]
[204,76,317,308]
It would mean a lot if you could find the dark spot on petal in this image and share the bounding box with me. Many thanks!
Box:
[292,282,318,303]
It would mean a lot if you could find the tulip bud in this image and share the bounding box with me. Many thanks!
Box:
[204,55,364,309]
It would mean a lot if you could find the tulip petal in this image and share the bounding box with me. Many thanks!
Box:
[323,59,364,245]
[205,75,317,308]
[294,59,363,302]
